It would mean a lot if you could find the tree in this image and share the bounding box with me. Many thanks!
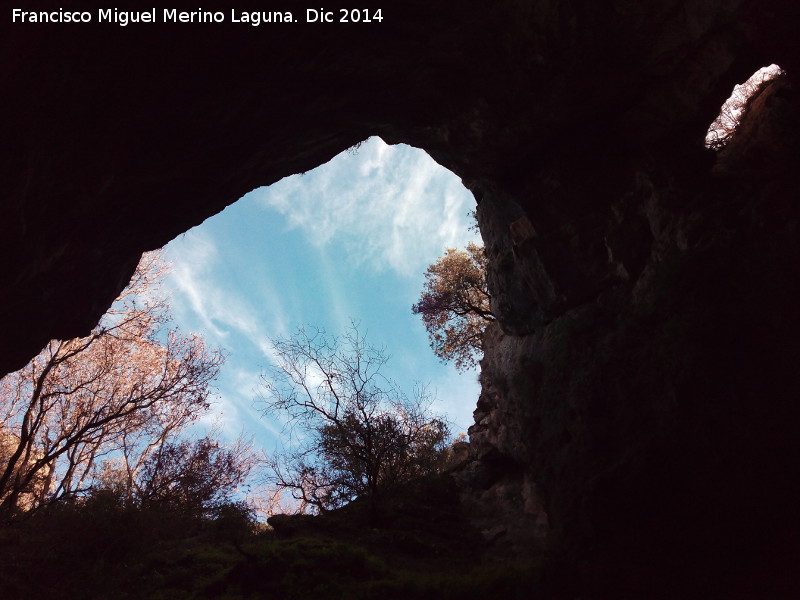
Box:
[126,433,255,517]
[412,242,494,371]
[0,252,225,518]
[260,323,450,514]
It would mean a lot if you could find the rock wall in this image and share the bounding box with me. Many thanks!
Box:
[463,71,800,594]
[2,1,799,595]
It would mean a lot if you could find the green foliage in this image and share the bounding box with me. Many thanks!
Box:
[134,435,254,518]
[210,500,259,540]
[0,471,540,600]
[261,323,451,514]
[359,562,540,600]
[315,411,450,506]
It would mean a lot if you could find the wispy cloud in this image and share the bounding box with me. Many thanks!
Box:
[162,229,290,439]
[160,140,482,452]
[164,229,284,358]
[249,138,477,278]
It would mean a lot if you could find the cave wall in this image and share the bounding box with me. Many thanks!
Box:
[2,1,799,595]
[466,71,800,595]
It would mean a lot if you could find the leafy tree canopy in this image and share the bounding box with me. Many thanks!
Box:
[412,242,494,371]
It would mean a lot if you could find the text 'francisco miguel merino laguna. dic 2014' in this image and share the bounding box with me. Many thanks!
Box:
[11,8,385,26]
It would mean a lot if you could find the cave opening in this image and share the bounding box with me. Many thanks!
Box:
[705,63,784,150]
[160,137,482,455]
[1,2,799,596]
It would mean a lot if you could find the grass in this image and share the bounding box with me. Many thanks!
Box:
[0,474,541,599]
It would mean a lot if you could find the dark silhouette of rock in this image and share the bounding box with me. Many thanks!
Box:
[2,1,799,596]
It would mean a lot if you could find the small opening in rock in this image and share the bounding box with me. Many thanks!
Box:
[705,64,784,150]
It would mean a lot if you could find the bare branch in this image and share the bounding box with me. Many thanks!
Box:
[0,252,224,518]
[259,322,450,515]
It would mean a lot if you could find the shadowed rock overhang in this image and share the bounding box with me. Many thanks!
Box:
[2,1,799,596]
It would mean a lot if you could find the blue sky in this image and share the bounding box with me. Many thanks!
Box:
[161,138,480,453]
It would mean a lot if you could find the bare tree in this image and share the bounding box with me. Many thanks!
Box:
[260,323,449,514]
[0,252,224,518]
[412,242,494,371]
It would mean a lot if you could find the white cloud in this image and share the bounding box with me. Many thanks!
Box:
[162,229,301,446]
[166,230,224,337]
[163,228,286,359]
[249,138,478,279]
[159,141,483,453]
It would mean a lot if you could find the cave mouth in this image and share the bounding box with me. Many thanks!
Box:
[705,64,784,150]
[160,137,481,451]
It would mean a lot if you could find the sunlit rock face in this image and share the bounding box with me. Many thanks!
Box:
[1,1,798,595]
